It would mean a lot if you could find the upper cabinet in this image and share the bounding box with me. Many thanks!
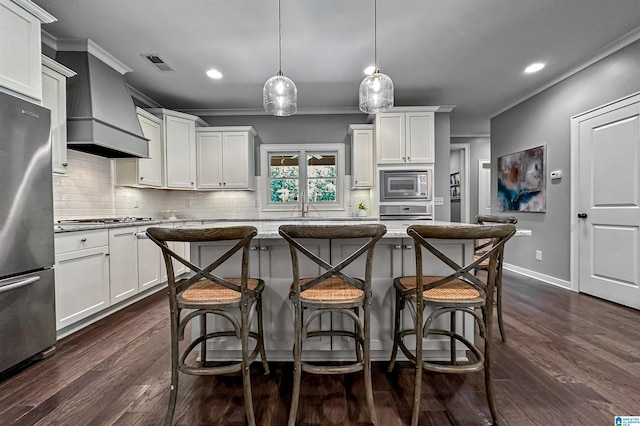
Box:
[375,108,435,165]
[114,108,164,187]
[348,124,374,188]
[195,127,256,190]
[41,55,76,174]
[0,0,55,101]
[148,108,208,190]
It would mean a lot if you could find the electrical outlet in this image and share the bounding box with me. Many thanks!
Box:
[535,250,542,261]
[434,197,444,206]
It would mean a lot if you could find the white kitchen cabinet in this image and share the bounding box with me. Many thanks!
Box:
[114,108,163,187]
[41,55,76,174]
[376,109,435,165]
[137,225,162,291]
[0,0,54,100]
[108,227,139,305]
[148,108,207,190]
[348,124,374,188]
[195,127,256,190]
[54,230,110,331]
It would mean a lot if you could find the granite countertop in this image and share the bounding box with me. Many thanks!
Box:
[53,218,522,239]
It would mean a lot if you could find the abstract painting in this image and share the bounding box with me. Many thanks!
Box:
[497,145,545,212]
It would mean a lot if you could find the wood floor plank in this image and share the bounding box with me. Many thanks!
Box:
[1,272,639,425]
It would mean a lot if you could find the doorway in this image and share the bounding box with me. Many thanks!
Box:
[450,143,470,223]
[478,159,491,217]
[571,92,640,310]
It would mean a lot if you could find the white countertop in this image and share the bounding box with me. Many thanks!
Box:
[54,218,531,239]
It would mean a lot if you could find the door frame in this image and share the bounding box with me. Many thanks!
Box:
[478,159,491,218]
[570,90,640,293]
[450,143,471,223]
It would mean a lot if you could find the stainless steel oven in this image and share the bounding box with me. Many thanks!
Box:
[379,169,432,202]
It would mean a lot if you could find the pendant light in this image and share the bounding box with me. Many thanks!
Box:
[263,0,297,116]
[359,0,394,114]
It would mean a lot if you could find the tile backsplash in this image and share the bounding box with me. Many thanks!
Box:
[53,151,372,221]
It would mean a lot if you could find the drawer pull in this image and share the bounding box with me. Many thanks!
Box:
[80,238,87,242]
[0,276,40,294]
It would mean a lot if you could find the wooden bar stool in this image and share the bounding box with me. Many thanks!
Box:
[278,223,387,426]
[147,226,269,426]
[474,215,518,341]
[388,223,516,426]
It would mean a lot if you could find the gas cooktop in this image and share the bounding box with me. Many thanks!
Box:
[56,217,154,225]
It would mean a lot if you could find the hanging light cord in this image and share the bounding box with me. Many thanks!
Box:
[374,0,377,70]
[278,0,282,73]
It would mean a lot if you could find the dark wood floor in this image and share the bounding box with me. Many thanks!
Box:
[1,271,639,425]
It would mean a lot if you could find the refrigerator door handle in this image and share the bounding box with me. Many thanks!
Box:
[0,276,40,294]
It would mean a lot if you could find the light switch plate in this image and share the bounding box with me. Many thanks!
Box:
[434,197,444,205]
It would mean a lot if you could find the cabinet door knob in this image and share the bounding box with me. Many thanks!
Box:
[80,238,87,242]
[404,245,413,250]
[140,177,144,180]
[250,245,258,250]
[394,245,402,249]
[62,162,68,167]
[260,246,269,251]
[577,213,588,219]
[223,182,226,186]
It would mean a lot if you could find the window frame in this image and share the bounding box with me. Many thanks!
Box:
[260,143,345,212]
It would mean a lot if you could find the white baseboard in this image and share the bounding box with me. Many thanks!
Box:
[503,263,572,290]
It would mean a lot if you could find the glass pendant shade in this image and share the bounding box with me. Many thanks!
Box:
[359,69,394,113]
[263,71,297,116]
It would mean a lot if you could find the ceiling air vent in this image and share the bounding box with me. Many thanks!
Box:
[142,54,174,71]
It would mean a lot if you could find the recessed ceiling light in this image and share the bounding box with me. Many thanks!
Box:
[364,65,376,75]
[524,63,545,74]
[206,69,223,79]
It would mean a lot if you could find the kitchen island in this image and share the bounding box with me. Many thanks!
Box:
[189,220,478,362]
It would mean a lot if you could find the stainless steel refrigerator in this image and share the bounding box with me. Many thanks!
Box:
[0,91,56,374]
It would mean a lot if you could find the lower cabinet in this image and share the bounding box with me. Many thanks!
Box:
[137,225,162,291]
[54,230,110,331]
[108,227,139,305]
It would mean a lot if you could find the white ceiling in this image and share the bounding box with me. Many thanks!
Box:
[34,0,640,135]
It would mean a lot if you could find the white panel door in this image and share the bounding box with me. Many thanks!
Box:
[164,115,195,189]
[478,159,492,217]
[137,113,163,187]
[137,226,162,291]
[108,227,139,304]
[196,131,223,188]
[222,132,250,188]
[376,113,405,164]
[578,100,640,310]
[405,111,435,163]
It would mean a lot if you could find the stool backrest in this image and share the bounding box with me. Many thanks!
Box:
[474,215,517,254]
[407,224,516,299]
[278,224,387,299]
[146,226,258,306]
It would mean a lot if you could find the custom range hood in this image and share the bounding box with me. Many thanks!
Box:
[55,40,148,158]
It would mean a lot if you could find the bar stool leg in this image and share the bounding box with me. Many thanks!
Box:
[257,296,270,374]
[411,306,424,426]
[496,276,506,342]
[241,306,256,426]
[200,313,207,364]
[363,301,377,425]
[388,287,402,372]
[288,303,303,426]
[165,313,180,426]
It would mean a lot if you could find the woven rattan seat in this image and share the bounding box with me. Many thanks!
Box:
[475,215,518,341]
[299,277,365,303]
[388,223,516,426]
[397,277,483,301]
[147,226,269,426]
[179,278,262,305]
[279,224,386,426]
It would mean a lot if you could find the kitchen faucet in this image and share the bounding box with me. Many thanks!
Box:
[300,192,309,217]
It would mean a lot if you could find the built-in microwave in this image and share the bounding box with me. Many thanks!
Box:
[379,169,432,202]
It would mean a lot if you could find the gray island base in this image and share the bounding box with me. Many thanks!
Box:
[188,220,476,362]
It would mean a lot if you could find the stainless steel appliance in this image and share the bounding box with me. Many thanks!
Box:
[379,204,432,221]
[0,91,56,374]
[379,169,432,202]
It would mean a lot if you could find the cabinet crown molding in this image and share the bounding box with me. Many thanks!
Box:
[11,0,56,23]
[41,55,76,78]
[196,126,257,136]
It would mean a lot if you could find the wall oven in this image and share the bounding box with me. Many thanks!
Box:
[379,169,432,202]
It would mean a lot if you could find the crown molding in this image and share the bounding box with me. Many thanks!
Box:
[41,30,58,51]
[179,107,367,116]
[41,54,76,78]
[450,134,491,139]
[56,38,132,74]
[128,85,162,108]
[11,0,56,23]
[491,25,640,119]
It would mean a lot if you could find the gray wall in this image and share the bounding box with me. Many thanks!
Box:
[491,39,640,280]
[201,114,369,175]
